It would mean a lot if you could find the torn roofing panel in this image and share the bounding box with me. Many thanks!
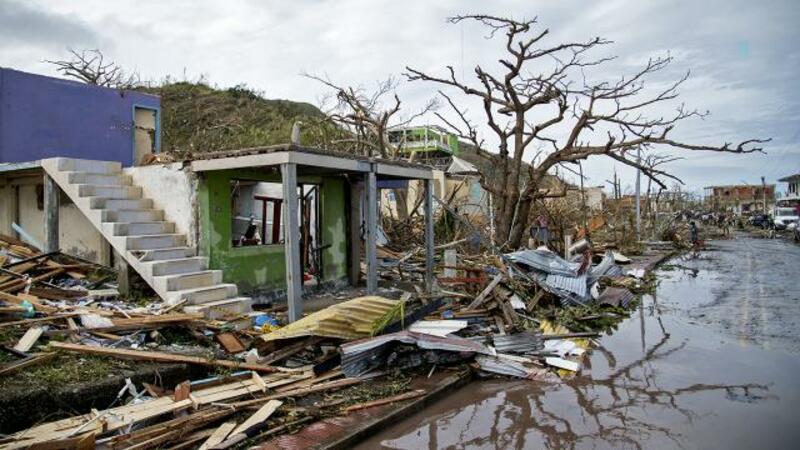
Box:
[505,249,580,277]
[492,331,544,354]
[588,250,623,284]
[340,330,493,377]
[261,296,403,342]
[545,273,588,298]
[408,320,469,337]
[597,287,636,308]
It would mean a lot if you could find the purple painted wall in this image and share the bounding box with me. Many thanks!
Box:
[0,68,160,166]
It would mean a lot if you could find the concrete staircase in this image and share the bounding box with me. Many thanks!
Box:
[41,158,252,319]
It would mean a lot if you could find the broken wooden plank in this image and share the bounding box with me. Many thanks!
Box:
[0,352,56,377]
[467,273,504,309]
[197,422,236,450]
[48,342,294,373]
[216,332,246,354]
[13,326,44,352]
[173,380,191,401]
[231,400,282,435]
[344,389,426,412]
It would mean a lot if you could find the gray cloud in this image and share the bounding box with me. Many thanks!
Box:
[0,0,98,46]
[2,0,798,192]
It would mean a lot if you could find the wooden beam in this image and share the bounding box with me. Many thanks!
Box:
[230,400,282,435]
[48,342,292,373]
[281,163,303,323]
[365,169,377,294]
[13,326,44,352]
[43,173,59,253]
[198,422,237,450]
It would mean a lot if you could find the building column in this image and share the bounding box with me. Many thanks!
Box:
[424,178,435,293]
[347,178,363,287]
[281,163,303,322]
[115,250,132,296]
[365,169,378,294]
[43,173,59,253]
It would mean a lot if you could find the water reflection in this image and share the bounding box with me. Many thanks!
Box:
[362,238,800,450]
[378,293,774,450]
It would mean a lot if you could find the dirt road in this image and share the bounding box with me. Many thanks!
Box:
[356,234,800,449]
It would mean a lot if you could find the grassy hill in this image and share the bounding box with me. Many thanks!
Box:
[139,82,328,157]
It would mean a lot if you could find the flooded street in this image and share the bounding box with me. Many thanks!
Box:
[356,234,800,449]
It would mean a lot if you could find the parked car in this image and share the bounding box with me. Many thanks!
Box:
[748,214,770,228]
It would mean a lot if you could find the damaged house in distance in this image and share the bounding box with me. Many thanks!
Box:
[0,68,437,322]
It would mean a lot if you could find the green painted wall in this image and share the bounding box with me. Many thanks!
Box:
[198,169,348,294]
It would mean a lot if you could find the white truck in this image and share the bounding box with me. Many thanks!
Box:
[773,206,799,230]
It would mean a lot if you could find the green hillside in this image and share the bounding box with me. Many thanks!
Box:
[140,82,329,157]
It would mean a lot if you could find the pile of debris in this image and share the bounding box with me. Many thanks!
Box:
[0,227,657,447]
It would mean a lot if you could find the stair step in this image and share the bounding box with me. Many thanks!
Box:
[91,198,153,210]
[132,247,194,262]
[125,234,185,250]
[68,172,132,186]
[102,209,164,222]
[145,256,207,277]
[78,184,142,199]
[166,284,239,305]
[56,158,121,174]
[109,221,175,236]
[184,297,253,320]
[155,270,223,292]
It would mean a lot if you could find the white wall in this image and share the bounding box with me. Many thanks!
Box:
[125,163,197,248]
[1,173,109,263]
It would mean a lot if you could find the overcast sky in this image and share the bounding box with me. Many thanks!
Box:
[1,0,798,195]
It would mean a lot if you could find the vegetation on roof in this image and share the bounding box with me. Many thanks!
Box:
[138,82,334,158]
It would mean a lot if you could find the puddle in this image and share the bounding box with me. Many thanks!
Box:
[356,235,800,450]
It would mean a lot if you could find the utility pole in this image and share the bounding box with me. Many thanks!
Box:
[579,162,588,239]
[761,176,767,213]
[635,147,641,241]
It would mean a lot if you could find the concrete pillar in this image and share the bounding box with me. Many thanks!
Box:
[424,178,435,293]
[281,163,303,322]
[348,179,363,287]
[365,170,378,294]
[115,250,132,296]
[43,173,59,253]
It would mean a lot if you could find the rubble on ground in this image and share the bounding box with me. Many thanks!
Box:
[0,228,670,448]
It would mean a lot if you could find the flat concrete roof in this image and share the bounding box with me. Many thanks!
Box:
[189,144,434,180]
[0,160,40,174]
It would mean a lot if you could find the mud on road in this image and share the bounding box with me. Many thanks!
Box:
[356,234,800,449]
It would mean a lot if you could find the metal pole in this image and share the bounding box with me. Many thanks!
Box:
[424,178,435,293]
[365,169,378,294]
[43,173,59,253]
[761,176,767,213]
[281,163,302,322]
[635,147,641,241]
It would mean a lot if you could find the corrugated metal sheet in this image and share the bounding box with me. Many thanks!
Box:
[408,320,468,337]
[492,331,544,354]
[262,296,403,342]
[597,287,636,307]
[476,355,536,378]
[545,273,588,298]
[340,330,492,377]
[505,249,579,277]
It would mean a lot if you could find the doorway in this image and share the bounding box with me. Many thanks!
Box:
[133,106,159,165]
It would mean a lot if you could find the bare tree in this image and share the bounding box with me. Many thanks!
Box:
[406,14,768,248]
[304,74,437,219]
[304,74,436,159]
[46,49,139,89]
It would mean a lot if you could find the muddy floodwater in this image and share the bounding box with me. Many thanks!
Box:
[356,235,800,449]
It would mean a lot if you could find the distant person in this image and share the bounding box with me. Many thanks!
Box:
[689,221,700,249]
